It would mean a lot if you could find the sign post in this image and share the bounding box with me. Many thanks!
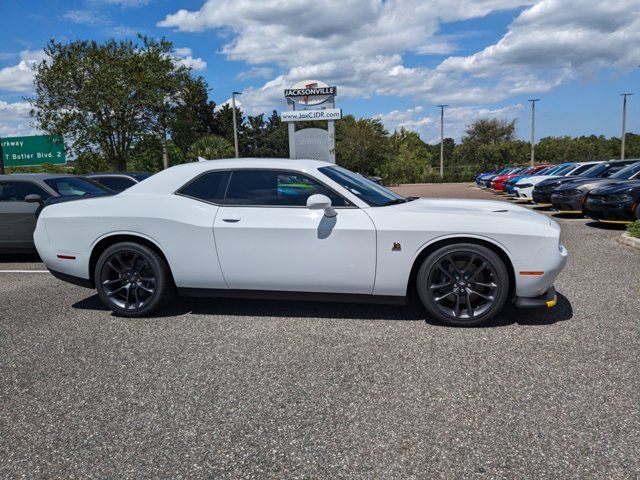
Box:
[1,134,66,168]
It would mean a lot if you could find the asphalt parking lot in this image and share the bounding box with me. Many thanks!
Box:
[1,183,639,479]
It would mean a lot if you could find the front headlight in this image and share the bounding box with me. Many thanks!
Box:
[606,194,634,203]
[518,183,533,188]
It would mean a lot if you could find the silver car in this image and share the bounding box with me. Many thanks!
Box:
[0,173,110,252]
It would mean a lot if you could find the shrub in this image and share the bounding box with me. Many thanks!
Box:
[628,220,640,239]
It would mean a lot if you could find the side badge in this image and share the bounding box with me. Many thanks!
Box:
[392,242,401,251]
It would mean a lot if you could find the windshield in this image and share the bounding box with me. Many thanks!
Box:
[610,162,640,179]
[44,177,112,196]
[567,163,596,176]
[319,166,407,206]
[546,164,572,175]
[581,161,636,178]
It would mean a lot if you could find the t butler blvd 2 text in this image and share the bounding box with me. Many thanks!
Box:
[0,134,66,167]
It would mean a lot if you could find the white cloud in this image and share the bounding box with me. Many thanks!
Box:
[173,47,193,57]
[62,9,110,25]
[237,66,274,81]
[377,104,525,142]
[439,0,640,91]
[89,0,149,7]
[172,48,207,70]
[0,50,46,93]
[0,101,38,137]
[159,0,640,120]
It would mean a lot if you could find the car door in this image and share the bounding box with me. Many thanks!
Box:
[213,169,377,294]
[0,181,52,249]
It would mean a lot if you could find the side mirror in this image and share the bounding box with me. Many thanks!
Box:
[24,194,43,206]
[307,194,337,218]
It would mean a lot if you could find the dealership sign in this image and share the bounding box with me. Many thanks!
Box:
[1,134,66,167]
[284,80,337,106]
[281,108,342,122]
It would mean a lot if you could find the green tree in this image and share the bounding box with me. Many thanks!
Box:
[128,135,185,172]
[74,151,111,173]
[170,76,217,156]
[187,135,235,160]
[335,115,390,174]
[378,128,434,184]
[30,36,192,171]
[463,118,516,144]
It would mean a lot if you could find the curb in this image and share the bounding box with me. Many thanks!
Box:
[618,232,640,250]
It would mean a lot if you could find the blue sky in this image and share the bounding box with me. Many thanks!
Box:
[1,0,639,143]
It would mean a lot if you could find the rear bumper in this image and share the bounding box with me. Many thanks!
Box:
[515,286,557,309]
[49,269,93,288]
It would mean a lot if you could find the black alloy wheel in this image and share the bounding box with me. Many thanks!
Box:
[417,243,509,327]
[95,242,173,317]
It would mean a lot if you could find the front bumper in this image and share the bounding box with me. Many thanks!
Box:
[551,192,584,213]
[532,189,553,205]
[514,244,568,300]
[584,198,636,222]
[515,286,557,309]
[514,186,534,200]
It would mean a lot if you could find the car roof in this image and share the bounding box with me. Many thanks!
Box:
[85,172,150,177]
[125,158,337,195]
[0,173,74,181]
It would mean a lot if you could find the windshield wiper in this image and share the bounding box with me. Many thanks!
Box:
[380,198,408,206]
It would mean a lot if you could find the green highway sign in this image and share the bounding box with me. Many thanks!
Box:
[1,134,66,167]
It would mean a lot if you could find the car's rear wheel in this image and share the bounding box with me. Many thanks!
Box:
[416,243,509,327]
[95,242,174,317]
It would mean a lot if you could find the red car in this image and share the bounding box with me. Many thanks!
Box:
[492,165,552,192]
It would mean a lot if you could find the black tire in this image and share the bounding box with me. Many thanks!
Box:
[416,243,509,327]
[94,241,174,317]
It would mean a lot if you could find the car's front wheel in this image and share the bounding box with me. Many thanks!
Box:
[416,243,509,327]
[94,242,174,317]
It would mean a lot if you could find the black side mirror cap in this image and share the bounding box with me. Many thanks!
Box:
[24,194,43,205]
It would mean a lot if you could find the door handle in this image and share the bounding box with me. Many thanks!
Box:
[222,216,241,223]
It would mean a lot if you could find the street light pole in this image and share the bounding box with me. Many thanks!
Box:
[232,91,242,158]
[437,105,448,179]
[620,93,633,160]
[0,138,4,174]
[528,99,540,166]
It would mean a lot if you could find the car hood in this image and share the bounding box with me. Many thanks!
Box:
[589,180,640,195]
[391,198,552,228]
[516,174,561,185]
[555,177,616,191]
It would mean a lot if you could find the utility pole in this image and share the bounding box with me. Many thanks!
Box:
[621,93,633,160]
[0,137,4,174]
[232,91,242,158]
[437,105,448,179]
[528,99,540,166]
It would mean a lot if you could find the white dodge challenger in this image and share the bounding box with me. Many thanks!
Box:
[33,159,568,326]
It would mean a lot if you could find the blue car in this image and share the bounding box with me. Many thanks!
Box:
[476,168,515,189]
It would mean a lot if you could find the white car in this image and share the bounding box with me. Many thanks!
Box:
[33,159,568,327]
[513,161,602,201]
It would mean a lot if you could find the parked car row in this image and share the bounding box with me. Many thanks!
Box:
[476,159,640,224]
[0,172,151,252]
